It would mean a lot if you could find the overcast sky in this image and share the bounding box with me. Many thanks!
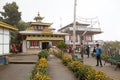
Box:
[0,0,120,41]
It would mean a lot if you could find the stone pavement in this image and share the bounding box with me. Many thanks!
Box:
[0,53,38,80]
[0,53,120,80]
[0,64,34,80]
[48,54,77,80]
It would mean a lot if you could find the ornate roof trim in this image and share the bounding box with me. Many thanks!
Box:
[31,22,52,26]
[41,27,53,34]
[0,21,18,30]
[26,37,64,41]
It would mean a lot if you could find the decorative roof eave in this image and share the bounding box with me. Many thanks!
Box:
[26,37,64,41]
[19,31,68,36]
[0,22,18,30]
[41,27,53,34]
[31,22,53,26]
[20,33,68,36]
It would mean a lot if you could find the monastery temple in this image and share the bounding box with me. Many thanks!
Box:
[19,13,68,53]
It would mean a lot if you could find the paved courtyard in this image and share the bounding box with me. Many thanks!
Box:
[0,64,34,80]
[0,53,120,80]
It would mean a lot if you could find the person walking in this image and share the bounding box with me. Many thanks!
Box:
[80,43,84,59]
[86,45,90,58]
[95,44,103,67]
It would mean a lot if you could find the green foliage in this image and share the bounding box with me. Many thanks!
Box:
[62,55,72,66]
[54,50,62,59]
[102,41,120,57]
[0,2,21,26]
[102,41,120,50]
[76,65,90,79]
[38,50,49,59]
[10,31,23,45]
[17,21,30,31]
[56,41,67,57]
[56,41,67,50]
[30,58,51,80]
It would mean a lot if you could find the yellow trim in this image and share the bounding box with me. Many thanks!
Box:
[26,37,64,41]
[26,26,34,30]
[0,22,18,30]
[41,27,53,34]
[31,22,52,26]
[20,33,67,36]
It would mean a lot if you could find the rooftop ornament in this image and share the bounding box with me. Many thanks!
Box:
[34,12,44,22]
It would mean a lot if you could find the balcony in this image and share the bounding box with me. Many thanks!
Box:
[68,27,101,32]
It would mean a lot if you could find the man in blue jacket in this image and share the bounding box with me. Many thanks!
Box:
[95,44,103,67]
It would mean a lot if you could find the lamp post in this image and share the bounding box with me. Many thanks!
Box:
[73,0,77,54]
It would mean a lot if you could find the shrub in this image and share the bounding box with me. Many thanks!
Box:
[68,61,84,72]
[38,50,49,59]
[30,58,51,80]
[62,55,72,66]
[56,41,68,57]
[94,71,111,80]
[54,50,62,59]
[67,60,113,80]
[76,65,89,79]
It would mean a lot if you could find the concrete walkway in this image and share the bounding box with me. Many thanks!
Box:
[0,53,38,80]
[0,64,34,80]
[48,54,77,80]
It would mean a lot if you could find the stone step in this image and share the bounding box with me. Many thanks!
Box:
[9,61,36,64]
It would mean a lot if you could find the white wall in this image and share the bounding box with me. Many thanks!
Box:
[22,40,26,53]
[0,27,10,55]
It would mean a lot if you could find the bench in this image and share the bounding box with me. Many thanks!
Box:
[0,56,8,64]
[71,54,83,63]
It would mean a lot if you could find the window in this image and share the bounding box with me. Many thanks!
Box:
[30,41,39,46]
[34,26,37,30]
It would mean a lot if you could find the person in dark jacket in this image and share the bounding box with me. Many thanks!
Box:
[95,44,103,67]
[91,46,96,57]
[86,45,90,58]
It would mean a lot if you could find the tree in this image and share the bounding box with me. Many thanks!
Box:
[0,2,21,26]
[0,2,28,46]
[102,41,120,54]
[56,41,68,57]
[17,21,30,31]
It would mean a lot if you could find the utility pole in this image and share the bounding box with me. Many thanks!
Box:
[73,0,77,54]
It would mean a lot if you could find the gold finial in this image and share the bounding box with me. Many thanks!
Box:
[34,12,44,22]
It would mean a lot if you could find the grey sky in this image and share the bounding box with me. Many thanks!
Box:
[0,0,120,41]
